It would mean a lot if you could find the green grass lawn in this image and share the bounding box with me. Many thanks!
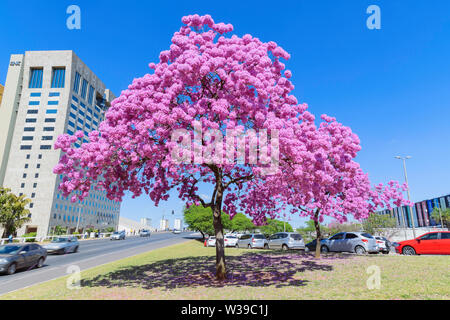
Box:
[1,240,449,300]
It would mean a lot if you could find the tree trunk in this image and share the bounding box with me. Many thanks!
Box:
[212,189,226,281]
[314,212,322,259]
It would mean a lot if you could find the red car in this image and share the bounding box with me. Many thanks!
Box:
[394,231,450,255]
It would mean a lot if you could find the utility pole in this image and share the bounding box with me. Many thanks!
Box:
[395,156,416,239]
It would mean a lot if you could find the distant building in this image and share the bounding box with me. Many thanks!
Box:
[140,218,152,228]
[159,219,169,231]
[174,218,182,231]
[118,217,142,235]
[376,193,450,228]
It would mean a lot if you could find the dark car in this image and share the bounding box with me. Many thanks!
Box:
[0,243,47,275]
[393,231,450,255]
[305,238,327,252]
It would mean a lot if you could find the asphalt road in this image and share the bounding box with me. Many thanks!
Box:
[0,232,199,296]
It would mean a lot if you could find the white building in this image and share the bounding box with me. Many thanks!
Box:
[140,218,152,228]
[159,219,169,231]
[118,217,142,235]
[0,51,121,238]
[174,218,182,231]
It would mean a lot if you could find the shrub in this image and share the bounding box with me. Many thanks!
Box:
[22,232,37,242]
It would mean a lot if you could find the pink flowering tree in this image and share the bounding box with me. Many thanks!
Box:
[54,14,305,280]
[246,113,410,259]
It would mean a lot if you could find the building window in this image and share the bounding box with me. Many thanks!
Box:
[21,183,25,188]
[25,164,29,169]
[27,110,39,114]
[48,101,59,106]
[35,173,39,178]
[28,101,40,106]
[26,119,37,123]
[33,183,37,188]
[45,118,56,123]
[31,193,36,198]
[30,92,41,97]
[42,136,53,141]
[49,92,60,97]
[46,110,58,114]
[88,86,95,105]
[23,173,27,178]
[38,154,42,159]
[24,127,35,132]
[36,164,40,169]
[29,68,43,89]
[40,145,52,150]
[29,203,34,209]
[73,72,81,93]
[51,67,66,88]
[43,127,54,132]
[81,79,88,100]
[20,145,32,150]
[22,136,34,141]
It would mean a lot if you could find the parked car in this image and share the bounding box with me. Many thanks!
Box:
[320,232,378,254]
[268,232,305,251]
[140,230,151,237]
[173,229,181,234]
[374,236,391,254]
[110,231,126,240]
[207,236,216,247]
[237,234,268,249]
[305,238,327,252]
[0,243,47,275]
[43,236,79,255]
[393,231,450,255]
[224,234,239,247]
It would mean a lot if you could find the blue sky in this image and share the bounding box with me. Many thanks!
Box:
[1,0,449,229]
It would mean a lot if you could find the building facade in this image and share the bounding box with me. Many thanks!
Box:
[376,193,450,228]
[174,218,182,231]
[159,219,169,231]
[0,51,121,238]
[140,218,152,228]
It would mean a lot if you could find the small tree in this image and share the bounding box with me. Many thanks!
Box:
[362,213,397,236]
[184,205,232,240]
[431,208,450,229]
[52,226,67,236]
[0,188,31,238]
[229,213,256,233]
[259,218,293,238]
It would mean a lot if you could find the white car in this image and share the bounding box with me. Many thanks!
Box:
[207,236,216,247]
[224,235,239,247]
[173,229,181,234]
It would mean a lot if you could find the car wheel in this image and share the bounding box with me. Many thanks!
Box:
[74,246,79,253]
[59,248,65,255]
[7,263,17,275]
[282,244,288,251]
[236,243,240,248]
[402,246,416,255]
[355,245,366,255]
[247,244,251,249]
[321,245,329,253]
[37,257,45,268]
[382,251,389,255]
[264,243,269,250]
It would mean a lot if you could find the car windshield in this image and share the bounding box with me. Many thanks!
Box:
[290,234,302,240]
[209,237,216,240]
[0,245,22,254]
[253,234,265,239]
[226,236,237,239]
[51,237,69,243]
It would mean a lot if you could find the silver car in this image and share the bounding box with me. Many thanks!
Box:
[237,234,268,249]
[0,243,47,275]
[268,232,305,251]
[140,230,151,237]
[43,236,79,255]
[110,231,126,240]
[321,232,378,254]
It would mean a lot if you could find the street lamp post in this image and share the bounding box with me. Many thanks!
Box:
[395,156,416,239]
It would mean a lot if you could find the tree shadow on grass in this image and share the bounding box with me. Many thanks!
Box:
[80,251,350,290]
